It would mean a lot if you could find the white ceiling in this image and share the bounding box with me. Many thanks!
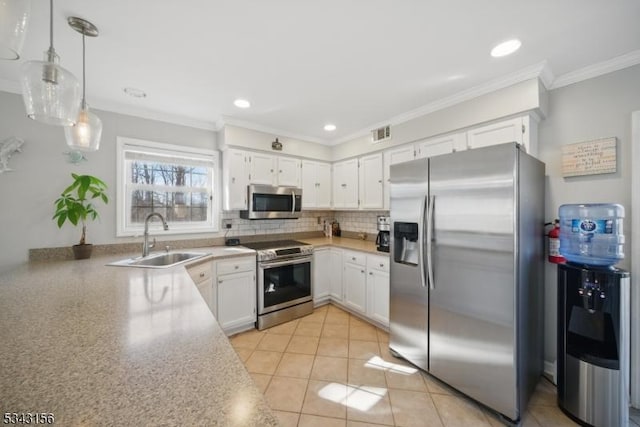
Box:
[1,0,639,144]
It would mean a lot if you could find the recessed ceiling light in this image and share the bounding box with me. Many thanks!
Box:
[124,87,147,98]
[234,99,251,108]
[490,39,522,58]
[324,124,336,132]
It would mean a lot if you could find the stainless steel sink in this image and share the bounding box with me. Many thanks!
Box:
[108,252,208,268]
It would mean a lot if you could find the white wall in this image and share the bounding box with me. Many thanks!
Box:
[0,91,217,271]
[332,78,546,160]
[538,63,640,365]
[220,124,332,161]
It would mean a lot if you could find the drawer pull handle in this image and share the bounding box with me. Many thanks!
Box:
[219,280,223,284]
[199,272,205,278]
[369,272,373,275]
[379,263,384,267]
[235,265,239,269]
[352,257,356,261]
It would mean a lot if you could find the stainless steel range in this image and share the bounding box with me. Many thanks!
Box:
[242,240,314,330]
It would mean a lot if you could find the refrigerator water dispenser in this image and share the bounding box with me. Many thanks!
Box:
[393,222,419,265]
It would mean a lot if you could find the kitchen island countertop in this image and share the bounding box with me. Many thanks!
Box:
[0,249,277,427]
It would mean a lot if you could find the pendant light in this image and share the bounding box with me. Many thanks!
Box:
[20,0,80,126]
[0,0,31,60]
[64,17,101,152]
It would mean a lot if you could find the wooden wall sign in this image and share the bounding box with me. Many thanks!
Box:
[561,137,617,177]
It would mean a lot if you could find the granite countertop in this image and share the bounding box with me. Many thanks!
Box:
[0,248,278,427]
[300,236,388,255]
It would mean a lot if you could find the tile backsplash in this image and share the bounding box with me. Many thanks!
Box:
[221,210,389,238]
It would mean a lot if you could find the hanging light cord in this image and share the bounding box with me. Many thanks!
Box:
[81,33,86,109]
[46,0,56,61]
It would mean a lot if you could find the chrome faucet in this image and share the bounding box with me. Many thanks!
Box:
[142,212,169,257]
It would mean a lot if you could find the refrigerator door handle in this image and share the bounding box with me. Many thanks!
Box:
[419,195,428,288]
[426,195,435,290]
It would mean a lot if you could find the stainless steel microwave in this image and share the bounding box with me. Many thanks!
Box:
[240,184,302,219]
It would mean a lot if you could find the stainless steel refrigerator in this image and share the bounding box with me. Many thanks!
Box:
[389,142,544,423]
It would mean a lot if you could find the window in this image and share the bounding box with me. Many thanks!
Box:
[117,137,219,236]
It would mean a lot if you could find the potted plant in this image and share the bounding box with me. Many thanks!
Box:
[53,173,109,260]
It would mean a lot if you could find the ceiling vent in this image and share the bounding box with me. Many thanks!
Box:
[372,125,391,143]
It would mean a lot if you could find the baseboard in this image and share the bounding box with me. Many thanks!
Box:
[544,360,557,385]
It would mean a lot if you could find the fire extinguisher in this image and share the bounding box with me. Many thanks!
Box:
[547,219,565,264]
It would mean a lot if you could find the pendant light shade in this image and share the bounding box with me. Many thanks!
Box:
[20,0,79,125]
[0,0,31,60]
[65,17,101,151]
[64,106,102,151]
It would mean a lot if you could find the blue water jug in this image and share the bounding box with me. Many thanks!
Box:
[558,203,624,266]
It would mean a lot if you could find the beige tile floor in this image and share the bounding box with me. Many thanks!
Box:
[231,304,640,427]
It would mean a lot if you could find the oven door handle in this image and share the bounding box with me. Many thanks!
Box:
[291,190,296,214]
[260,256,312,269]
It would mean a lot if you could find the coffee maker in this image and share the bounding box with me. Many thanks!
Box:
[376,216,390,252]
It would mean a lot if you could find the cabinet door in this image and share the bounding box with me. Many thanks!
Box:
[301,160,317,209]
[315,162,332,209]
[277,157,301,187]
[383,146,415,210]
[329,249,343,301]
[334,159,359,209]
[332,162,345,208]
[249,153,276,185]
[223,149,249,210]
[344,262,366,313]
[466,117,524,150]
[313,248,331,303]
[359,153,384,209]
[217,271,256,332]
[368,268,389,327]
[415,132,467,160]
[196,277,216,318]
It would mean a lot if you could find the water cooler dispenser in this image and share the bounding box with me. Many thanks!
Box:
[557,204,630,427]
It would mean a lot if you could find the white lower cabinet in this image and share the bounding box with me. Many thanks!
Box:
[313,248,331,304]
[329,248,343,302]
[343,250,367,314]
[214,256,256,335]
[313,247,390,328]
[187,260,216,316]
[366,255,390,327]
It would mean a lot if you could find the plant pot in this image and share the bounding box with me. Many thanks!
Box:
[72,244,93,260]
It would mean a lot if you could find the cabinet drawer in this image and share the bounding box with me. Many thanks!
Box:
[187,261,213,284]
[217,256,255,275]
[367,255,389,272]
[343,251,366,266]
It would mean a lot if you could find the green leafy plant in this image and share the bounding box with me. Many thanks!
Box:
[53,174,109,245]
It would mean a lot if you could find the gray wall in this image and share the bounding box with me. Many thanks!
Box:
[0,91,217,271]
[538,63,640,364]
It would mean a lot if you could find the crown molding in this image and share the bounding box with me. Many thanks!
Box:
[219,116,328,145]
[551,49,640,89]
[91,98,218,131]
[0,78,217,131]
[332,61,552,145]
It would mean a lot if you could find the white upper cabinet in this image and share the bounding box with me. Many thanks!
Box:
[248,152,301,187]
[332,159,359,209]
[466,116,535,155]
[415,132,467,159]
[358,153,384,209]
[301,160,331,209]
[276,156,302,187]
[249,152,277,185]
[383,146,415,210]
[222,149,249,211]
